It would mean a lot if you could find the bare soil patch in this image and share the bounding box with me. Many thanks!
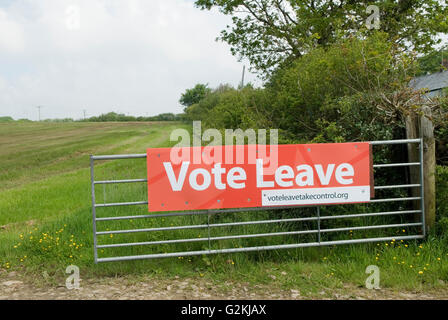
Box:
[1,271,447,300]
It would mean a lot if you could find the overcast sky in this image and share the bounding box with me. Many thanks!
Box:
[0,0,258,120]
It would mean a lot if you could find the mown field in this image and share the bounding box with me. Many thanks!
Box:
[1,121,448,298]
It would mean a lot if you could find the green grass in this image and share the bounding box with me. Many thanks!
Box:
[1,121,447,297]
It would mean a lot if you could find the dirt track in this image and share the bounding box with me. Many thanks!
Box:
[1,271,448,300]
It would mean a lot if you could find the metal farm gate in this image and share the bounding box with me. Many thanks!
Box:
[90,139,425,263]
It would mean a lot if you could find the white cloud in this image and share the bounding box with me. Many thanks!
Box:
[0,0,258,120]
[0,8,25,53]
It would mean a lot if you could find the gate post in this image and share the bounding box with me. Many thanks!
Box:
[406,107,436,233]
[420,106,436,232]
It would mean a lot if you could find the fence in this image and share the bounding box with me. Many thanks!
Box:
[90,139,425,263]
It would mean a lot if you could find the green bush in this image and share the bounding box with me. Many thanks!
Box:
[436,165,448,235]
[434,95,448,166]
[184,84,271,130]
[81,112,184,122]
[0,116,14,122]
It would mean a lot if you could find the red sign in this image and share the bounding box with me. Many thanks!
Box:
[147,143,372,212]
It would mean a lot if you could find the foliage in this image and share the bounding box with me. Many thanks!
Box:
[184,84,271,129]
[42,118,75,123]
[0,116,14,122]
[81,112,184,122]
[270,32,425,142]
[434,95,448,165]
[417,48,448,76]
[187,33,423,145]
[195,0,448,76]
[436,166,448,236]
[179,83,212,108]
[139,113,185,122]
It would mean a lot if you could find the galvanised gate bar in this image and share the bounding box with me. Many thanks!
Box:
[90,139,425,263]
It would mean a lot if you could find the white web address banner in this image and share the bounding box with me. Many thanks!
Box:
[261,186,371,207]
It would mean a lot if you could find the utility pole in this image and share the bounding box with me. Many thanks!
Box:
[83,109,87,120]
[240,65,246,88]
[36,106,42,121]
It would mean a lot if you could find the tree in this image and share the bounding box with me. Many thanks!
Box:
[195,0,448,76]
[179,84,212,108]
[190,33,434,143]
[264,32,432,142]
[417,47,448,76]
